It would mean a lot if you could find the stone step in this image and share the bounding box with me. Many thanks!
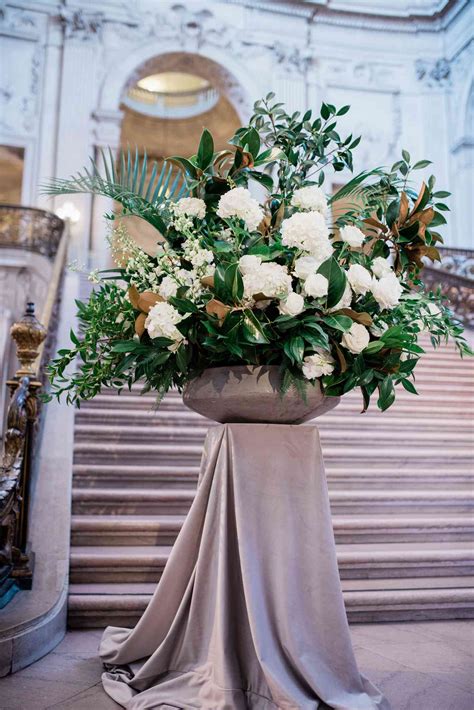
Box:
[73,422,474,446]
[66,583,474,627]
[71,487,474,516]
[68,541,474,584]
[70,514,474,547]
[75,407,474,433]
[73,441,474,467]
[72,463,474,490]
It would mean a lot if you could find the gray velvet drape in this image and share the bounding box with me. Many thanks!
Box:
[100,424,390,710]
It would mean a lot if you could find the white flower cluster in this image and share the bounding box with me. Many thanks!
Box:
[302,348,335,380]
[217,187,264,232]
[239,255,292,301]
[340,225,365,248]
[369,258,403,310]
[174,197,206,220]
[341,323,370,354]
[145,302,185,350]
[291,185,327,214]
[182,238,214,270]
[281,211,333,264]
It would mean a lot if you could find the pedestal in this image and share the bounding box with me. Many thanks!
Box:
[100,424,390,709]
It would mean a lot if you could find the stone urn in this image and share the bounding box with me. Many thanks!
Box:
[182,366,340,424]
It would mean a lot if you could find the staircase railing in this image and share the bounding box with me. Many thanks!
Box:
[423,247,474,328]
[0,214,68,607]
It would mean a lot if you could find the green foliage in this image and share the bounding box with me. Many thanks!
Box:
[42,148,187,234]
[43,95,471,411]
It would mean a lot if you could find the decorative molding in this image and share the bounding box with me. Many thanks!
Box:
[0,6,39,39]
[415,57,451,87]
[59,9,104,42]
[0,41,43,135]
[273,42,312,75]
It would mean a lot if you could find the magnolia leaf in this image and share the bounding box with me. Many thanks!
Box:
[333,341,347,373]
[135,312,147,337]
[334,308,373,326]
[425,246,441,262]
[201,274,215,289]
[137,291,164,313]
[317,257,347,309]
[205,299,231,325]
[128,285,140,309]
[363,217,388,233]
[417,207,435,225]
[197,129,214,170]
[410,182,428,215]
[398,192,409,224]
[241,309,269,344]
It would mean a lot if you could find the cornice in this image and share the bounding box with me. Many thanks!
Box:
[227,0,469,31]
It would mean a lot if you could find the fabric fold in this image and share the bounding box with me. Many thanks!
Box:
[100,423,390,710]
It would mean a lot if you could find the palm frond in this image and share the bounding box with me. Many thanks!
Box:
[42,147,189,233]
[328,169,385,205]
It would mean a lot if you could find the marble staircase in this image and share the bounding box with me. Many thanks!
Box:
[67,342,474,627]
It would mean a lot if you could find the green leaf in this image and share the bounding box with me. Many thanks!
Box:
[377,375,395,411]
[401,378,418,395]
[241,309,269,344]
[168,297,200,314]
[283,336,305,364]
[322,314,353,332]
[413,160,432,170]
[224,263,244,302]
[364,340,384,354]
[243,127,260,158]
[336,105,350,116]
[196,129,214,169]
[317,257,347,309]
[401,149,411,163]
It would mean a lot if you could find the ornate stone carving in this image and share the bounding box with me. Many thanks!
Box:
[59,9,104,41]
[273,42,312,75]
[10,303,46,377]
[0,6,38,36]
[415,58,451,87]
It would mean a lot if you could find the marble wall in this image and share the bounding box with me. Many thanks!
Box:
[0,0,473,264]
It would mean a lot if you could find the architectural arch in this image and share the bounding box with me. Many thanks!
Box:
[96,41,264,125]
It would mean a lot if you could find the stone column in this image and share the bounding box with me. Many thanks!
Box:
[54,10,103,266]
[89,109,123,269]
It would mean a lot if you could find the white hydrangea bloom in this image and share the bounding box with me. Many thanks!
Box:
[371,256,392,278]
[346,264,372,296]
[243,261,292,300]
[304,273,329,298]
[340,225,365,248]
[279,291,305,316]
[174,197,206,220]
[239,255,262,275]
[302,348,335,380]
[158,275,179,299]
[217,187,264,231]
[291,186,327,214]
[341,322,370,354]
[372,273,403,310]
[281,212,333,262]
[145,302,185,349]
[293,255,320,279]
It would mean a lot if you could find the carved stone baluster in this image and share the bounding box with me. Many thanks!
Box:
[0,303,46,605]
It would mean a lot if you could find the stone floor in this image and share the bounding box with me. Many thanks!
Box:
[0,621,472,709]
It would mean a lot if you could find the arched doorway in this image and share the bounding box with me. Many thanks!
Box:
[90,49,256,264]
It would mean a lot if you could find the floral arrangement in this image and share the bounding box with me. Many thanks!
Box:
[45,94,471,411]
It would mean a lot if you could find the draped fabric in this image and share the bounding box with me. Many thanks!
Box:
[100,424,390,710]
